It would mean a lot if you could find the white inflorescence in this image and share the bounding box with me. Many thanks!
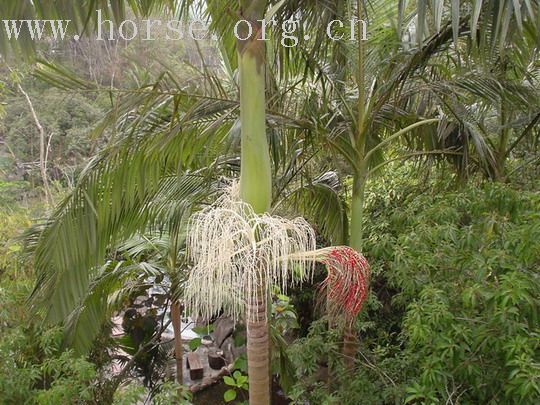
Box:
[184,185,317,323]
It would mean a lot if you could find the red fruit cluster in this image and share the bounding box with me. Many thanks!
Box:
[322,246,370,319]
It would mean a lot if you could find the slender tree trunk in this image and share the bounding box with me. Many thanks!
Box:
[238,1,272,213]
[237,1,272,404]
[349,174,366,252]
[171,301,183,384]
[495,101,512,181]
[342,325,359,371]
[16,80,53,205]
[341,0,368,373]
[343,173,366,372]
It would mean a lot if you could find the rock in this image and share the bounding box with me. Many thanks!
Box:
[212,317,235,347]
[221,335,246,363]
[231,340,246,359]
[133,295,147,306]
[201,335,214,346]
[220,336,235,363]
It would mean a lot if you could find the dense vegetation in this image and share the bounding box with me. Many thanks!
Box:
[289,171,540,404]
[1,1,539,404]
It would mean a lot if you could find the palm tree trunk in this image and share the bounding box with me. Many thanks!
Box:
[342,324,359,371]
[342,0,368,373]
[171,301,183,384]
[343,174,366,371]
[238,0,272,212]
[246,283,271,404]
[237,1,272,404]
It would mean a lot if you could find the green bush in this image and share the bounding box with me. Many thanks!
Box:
[289,178,540,404]
[0,209,99,404]
[390,184,540,404]
[371,182,540,404]
[0,325,98,404]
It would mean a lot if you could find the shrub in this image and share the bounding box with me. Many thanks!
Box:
[0,209,99,404]
[289,178,540,404]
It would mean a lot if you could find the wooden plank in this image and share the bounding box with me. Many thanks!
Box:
[186,352,204,380]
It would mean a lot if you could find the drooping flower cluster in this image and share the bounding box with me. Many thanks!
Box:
[289,246,370,322]
[184,185,316,323]
[184,185,370,325]
[321,246,370,320]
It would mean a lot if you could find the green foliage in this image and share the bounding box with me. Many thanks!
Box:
[272,292,300,333]
[224,388,237,402]
[368,179,540,404]
[223,370,248,403]
[1,84,103,173]
[111,379,193,405]
[152,381,193,405]
[287,318,343,403]
[187,337,201,351]
[288,174,540,404]
[233,353,248,374]
[389,184,540,404]
[270,291,300,393]
[112,382,146,405]
[0,325,98,404]
[0,205,32,278]
[0,208,104,404]
[0,180,32,206]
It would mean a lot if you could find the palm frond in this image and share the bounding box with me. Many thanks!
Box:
[25,65,235,325]
[275,171,349,245]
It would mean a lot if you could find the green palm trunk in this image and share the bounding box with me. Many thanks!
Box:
[238,21,272,212]
[350,0,367,253]
[237,1,272,404]
[341,1,368,372]
[343,173,366,370]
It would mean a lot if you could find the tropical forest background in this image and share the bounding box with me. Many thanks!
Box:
[0,1,539,404]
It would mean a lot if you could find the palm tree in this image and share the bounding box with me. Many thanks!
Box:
[272,0,539,374]
[4,2,368,403]
[5,0,538,402]
[23,63,233,383]
[11,15,307,405]
[235,2,273,401]
[300,0,539,367]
